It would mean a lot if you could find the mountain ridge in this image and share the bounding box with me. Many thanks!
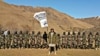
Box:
[0,1,94,33]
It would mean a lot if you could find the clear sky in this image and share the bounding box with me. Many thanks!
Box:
[4,0,100,18]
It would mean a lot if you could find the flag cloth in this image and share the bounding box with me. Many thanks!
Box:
[40,19,48,27]
[34,11,48,28]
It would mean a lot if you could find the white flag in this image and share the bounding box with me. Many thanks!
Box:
[40,19,48,28]
[34,11,46,21]
[34,11,48,28]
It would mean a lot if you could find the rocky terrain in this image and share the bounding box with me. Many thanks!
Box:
[0,1,93,33]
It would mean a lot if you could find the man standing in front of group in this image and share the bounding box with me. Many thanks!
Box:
[48,28,58,55]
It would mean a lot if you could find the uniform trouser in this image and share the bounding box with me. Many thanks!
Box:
[82,44,87,48]
[12,43,18,48]
[72,41,77,48]
[0,44,5,49]
[0,43,5,49]
[18,43,22,48]
[95,41,100,48]
[99,41,100,48]
[88,43,93,48]
[67,41,72,48]
[6,44,11,48]
[77,43,83,48]
[61,43,67,48]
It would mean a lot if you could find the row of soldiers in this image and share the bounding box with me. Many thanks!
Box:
[0,30,100,49]
[59,32,100,49]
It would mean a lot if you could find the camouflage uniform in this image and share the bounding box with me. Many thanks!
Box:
[48,32,58,44]
[0,34,5,49]
[95,32,100,49]
[67,32,72,48]
[18,32,23,48]
[61,32,67,48]
[88,32,94,49]
[72,32,77,48]
[24,31,30,48]
[56,34,61,49]
[12,33,18,48]
[30,31,35,48]
[48,30,58,55]
[76,32,83,49]
[35,31,42,48]
[5,31,12,49]
[82,32,88,49]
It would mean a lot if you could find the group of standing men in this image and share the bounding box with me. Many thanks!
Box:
[0,28,100,54]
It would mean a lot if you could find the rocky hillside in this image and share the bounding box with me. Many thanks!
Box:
[78,16,100,32]
[0,1,93,33]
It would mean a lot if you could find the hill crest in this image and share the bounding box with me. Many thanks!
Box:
[0,1,94,33]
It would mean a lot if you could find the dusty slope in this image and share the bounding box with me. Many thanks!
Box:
[0,1,93,33]
[79,17,100,27]
[0,49,100,56]
[78,17,100,32]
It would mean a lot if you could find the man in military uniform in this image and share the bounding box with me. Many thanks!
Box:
[67,32,72,48]
[95,32,100,50]
[30,31,35,48]
[24,31,30,48]
[35,31,42,48]
[82,32,87,49]
[56,34,61,49]
[5,31,12,49]
[42,31,48,48]
[48,28,58,55]
[72,32,77,48]
[0,31,5,49]
[88,32,94,49]
[61,32,67,48]
[17,31,23,48]
[76,32,83,49]
[11,31,18,48]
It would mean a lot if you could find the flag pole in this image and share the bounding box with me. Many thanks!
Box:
[47,27,48,33]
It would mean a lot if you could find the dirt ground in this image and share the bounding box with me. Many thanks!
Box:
[0,49,100,56]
